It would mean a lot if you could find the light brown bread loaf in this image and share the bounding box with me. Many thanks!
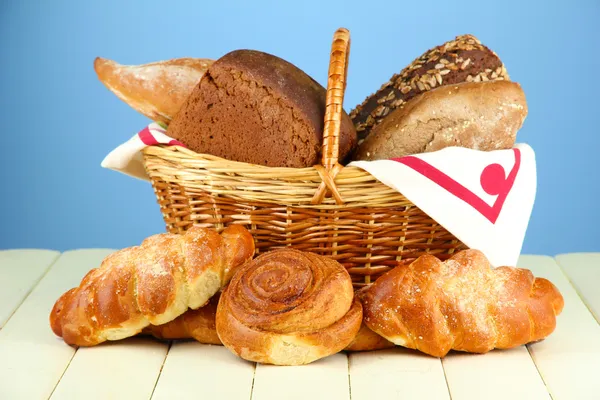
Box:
[94,57,213,125]
[354,80,527,161]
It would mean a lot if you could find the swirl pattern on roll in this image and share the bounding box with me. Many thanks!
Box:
[216,248,362,365]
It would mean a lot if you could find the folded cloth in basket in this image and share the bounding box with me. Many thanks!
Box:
[101,122,184,180]
[101,122,536,268]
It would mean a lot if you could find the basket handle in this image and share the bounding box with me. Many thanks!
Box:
[311,27,350,205]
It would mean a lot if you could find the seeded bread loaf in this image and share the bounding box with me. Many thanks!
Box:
[353,80,527,161]
[167,50,357,168]
[350,34,509,142]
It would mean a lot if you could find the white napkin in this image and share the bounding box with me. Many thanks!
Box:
[101,123,185,180]
[348,144,536,267]
[102,123,536,267]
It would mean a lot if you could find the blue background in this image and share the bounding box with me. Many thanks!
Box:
[1,0,598,255]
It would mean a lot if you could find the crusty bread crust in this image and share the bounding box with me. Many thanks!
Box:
[344,322,395,352]
[49,226,255,347]
[350,34,508,141]
[94,57,213,125]
[361,249,564,358]
[143,293,222,345]
[354,80,527,160]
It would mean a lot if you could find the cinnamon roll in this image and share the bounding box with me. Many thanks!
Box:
[216,249,362,365]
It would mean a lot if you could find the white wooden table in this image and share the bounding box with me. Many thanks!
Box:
[0,249,599,400]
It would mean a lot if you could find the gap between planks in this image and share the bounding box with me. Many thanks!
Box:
[149,341,174,399]
[0,249,116,400]
[555,253,600,324]
[249,358,257,400]
[347,352,353,400]
[0,249,60,329]
[349,348,450,400]
[150,342,256,400]
[251,352,350,400]
[522,255,600,400]
[47,344,79,400]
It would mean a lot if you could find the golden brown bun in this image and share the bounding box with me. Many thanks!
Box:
[94,57,213,125]
[345,322,395,352]
[49,226,254,347]
[361,249,564,358]
[143,293,221,345]
[354,80,527,160]
[216,249,362,365]
[361,250,564,357]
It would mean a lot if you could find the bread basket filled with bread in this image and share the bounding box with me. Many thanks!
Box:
[49,28,565,367]
[101,28,533,288]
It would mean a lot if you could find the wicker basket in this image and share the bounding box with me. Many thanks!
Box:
[142,28,467,287]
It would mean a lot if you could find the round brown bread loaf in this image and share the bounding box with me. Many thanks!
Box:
[350,34,509,142]
[353,80,527,161]
[167,50,357,168]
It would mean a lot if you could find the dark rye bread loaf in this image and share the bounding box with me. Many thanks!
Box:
[167,50,357,168]
[350,34,509,142]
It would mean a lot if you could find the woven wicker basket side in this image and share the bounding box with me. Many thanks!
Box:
[142,148,466,286]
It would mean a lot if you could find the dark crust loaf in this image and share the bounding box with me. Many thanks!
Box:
[167,50,357,168]
[349,34,509,142]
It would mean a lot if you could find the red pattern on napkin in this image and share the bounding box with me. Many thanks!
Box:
[393,148,521,224]
[138,125,185,147]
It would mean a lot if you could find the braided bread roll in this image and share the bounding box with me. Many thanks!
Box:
[361,249,564,357]
[50,225,254,346]
[344,286,394,352]
[216,249,363,365]
[143,293,221,345]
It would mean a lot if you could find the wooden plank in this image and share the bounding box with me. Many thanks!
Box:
[0,249,60,328]
[252,353,349,400]
[0,249,115,400]
[519,255,600,400]
[349,348,450,400]
[555,253,600,323]
[152,343,255,400]
[51,338,168,400]
[442,347,550,400]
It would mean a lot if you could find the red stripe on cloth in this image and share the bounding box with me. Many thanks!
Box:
[391,149,521,224]
[138,126,159,146]
[168,140,186,147]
